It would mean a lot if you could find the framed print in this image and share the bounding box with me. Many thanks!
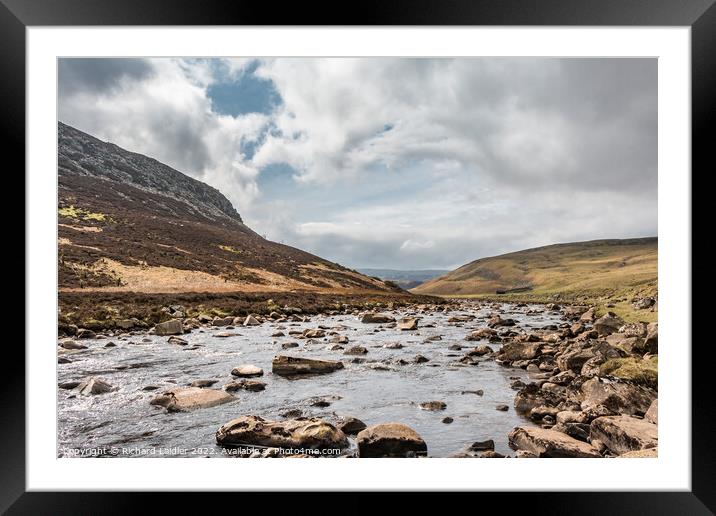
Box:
[5,0,710,511]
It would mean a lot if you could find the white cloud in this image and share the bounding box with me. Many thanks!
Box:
[59,57,657,269]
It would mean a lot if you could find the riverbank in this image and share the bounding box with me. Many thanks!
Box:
[58,290,445,335]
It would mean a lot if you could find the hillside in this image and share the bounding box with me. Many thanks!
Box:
[411,238,657,318]
[357,269,449,290]
[57,122,398,295]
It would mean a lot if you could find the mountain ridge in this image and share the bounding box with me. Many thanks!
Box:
[57,122,397,295]
[411,237,657,311]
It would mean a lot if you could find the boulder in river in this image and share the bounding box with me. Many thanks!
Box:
[150,387,233,412]
[224,379,266,392]
[243,315,261,326]
[344,346,368,355]
[361,313,396,324]
[190,379,218,388]
[303,328,326,339]
[213,316,234,326]
[419,401,447,411]
[59,339,87,350]
[465,328,497,341]
[154,319,183,336]
[496,341,542,363]
[216,415,348,450]
[508,427,601,458]
[335,416,367,435]
[357,423,428,457]
[78,377,113,396]
[272,355,344,376]
[590,415,658,455]
[231,365,264,377]
[167,336,188,345]
[397,317,419,330]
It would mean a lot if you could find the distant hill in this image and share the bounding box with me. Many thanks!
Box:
[357,269,450,290]
[411,238,657,301]
[58,122,398,294]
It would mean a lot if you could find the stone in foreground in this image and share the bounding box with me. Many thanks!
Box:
[357,423,428,457]
[150,387,233,412]
[589,415,658,455]
[508,427,601,458]
[272,355,344,376]
[216,415,348,450]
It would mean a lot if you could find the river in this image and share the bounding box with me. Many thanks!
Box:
[57,302,565,458]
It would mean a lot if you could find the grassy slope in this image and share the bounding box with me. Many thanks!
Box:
[412,238,657,322]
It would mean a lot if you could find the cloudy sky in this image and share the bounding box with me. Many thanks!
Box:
[58,57,657,270]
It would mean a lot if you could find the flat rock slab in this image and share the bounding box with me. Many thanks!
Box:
[272,355,344,376]
[508,427,601,458]
[590,415,658,455]
[216,415,348,450]
[356,423,427,457]
[150,387,233,412]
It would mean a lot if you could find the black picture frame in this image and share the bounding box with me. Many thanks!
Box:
[5,0,709,512]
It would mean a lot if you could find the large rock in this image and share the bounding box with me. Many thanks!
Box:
[496,341,542,363]
[216,415,348,450]
[356,423,427,457]
[243,315,261,326]
[154,319,183,336]
[361,313,396,324]
[272,355,344,376]
[335,416,367,435]
[231,365,264,377]
[590,415,658,455]
[465,328,497,341]
[78,377,113,396]
[508,427,601,458]
[303,328,326,338]
[579,307,597,323]
[59,339,87,350]
[397,317,419,331]
[564,305,589,320]
[593,312,625,336]
[212,316,234,326]
[645,399,658,424]
[513,383,564,414]
[557,345,597,373]
[150,387,233,412]
[580,377,656,416]
[224,379,266,392]
[644,323,658,354]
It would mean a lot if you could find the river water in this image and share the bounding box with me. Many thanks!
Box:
[57,302,565,458]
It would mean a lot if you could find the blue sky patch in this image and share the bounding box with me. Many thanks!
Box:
[208,61,282,116]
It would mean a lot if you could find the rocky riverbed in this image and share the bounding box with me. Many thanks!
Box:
[57,301,658,458]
